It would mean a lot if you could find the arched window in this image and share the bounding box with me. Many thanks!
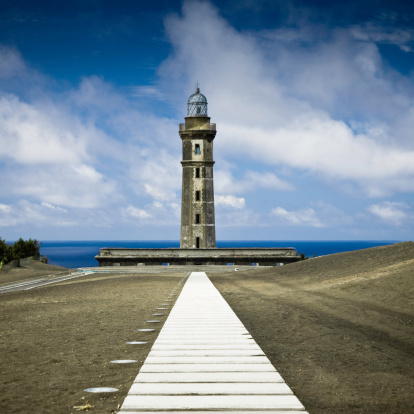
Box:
[195,144,200,155]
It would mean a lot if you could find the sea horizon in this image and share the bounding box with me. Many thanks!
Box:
[35,240,401,269]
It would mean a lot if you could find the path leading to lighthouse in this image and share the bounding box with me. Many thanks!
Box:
[119,271,308,413]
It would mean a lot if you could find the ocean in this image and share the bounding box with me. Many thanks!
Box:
[39,240,399,268]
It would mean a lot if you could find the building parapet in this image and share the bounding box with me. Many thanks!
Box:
[95,247,300,267]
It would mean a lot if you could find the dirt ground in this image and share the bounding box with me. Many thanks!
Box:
[0,260,69,285]
[209,242,414,413]
[0,267,189,413]
[0,242,413,413]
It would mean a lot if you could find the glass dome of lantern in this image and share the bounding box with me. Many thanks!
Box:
[187,86,208,116]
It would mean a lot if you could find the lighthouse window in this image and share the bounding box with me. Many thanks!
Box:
[197,107,201,114]
[195,214,200,224]
[195,144,200,154]
[196,191,200,201]
[196,237,200,248]
[195,167,200,178]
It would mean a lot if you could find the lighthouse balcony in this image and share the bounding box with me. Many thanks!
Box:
[179,122,216,132]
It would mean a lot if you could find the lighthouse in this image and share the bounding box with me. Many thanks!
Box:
[96,87,300,266]
[179,86,216,248]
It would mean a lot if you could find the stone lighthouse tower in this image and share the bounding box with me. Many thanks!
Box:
[179,86,216,249]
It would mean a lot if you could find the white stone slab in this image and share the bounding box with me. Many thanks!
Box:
[169,311,234,314]
[128,382,293,395]
[118,411,308,414]
[164,325,243,328]
[148,349,265,356]
[121,395,305,410]
[168,318,243,326]
[159,331,249,335]
[154,339,256,344]
[162,326,245,329]
[166,318,240,321]
[140,363,276,372]
[156,334,253,340]
[164,320,243,323]
[134,372,284,383]
[166,316,244,320]
[151,344,263,350]
[145,356,271,364]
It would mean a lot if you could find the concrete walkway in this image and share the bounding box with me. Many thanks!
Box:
[119,272,308,413]
[0,270,94,294]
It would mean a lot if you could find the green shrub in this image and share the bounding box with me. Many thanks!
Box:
[12,238,42,260]
[0,238,13,264]
[0,237,42,265]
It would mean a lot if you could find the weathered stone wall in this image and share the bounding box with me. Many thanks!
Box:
[179,116,216,248]
[96,248,300,266]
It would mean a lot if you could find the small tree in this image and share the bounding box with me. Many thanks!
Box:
[12,238,42,260]
[0,238,13,264]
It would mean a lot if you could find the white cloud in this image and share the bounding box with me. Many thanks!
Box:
[0,203,18,226]
[162,1,414,198]
[0,94,88,165]
[367,201,409,224]
[130,151,181,202]
[0,47,181,213]
[245,171,293,191]
[350,20,414,52]
[0,204,12,213]
[1,3,414,240]
[125,205,151,219]
[215,195,245,209]
[130,86,163,99]
[271,206,324,227]
[0,201,77,227]
[0,46,28,79]
[41,202,67,213]
[215,169,293,195]
[5,165,117,209]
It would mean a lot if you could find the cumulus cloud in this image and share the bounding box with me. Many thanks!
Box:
[367,201,409,224]
[130,152,182,202]
[125,205,151,219]
[0,46,28,80]
[0,46,181,215]
[271,206,324,227]
[270,200,355,230]
[0,201,77,227]
[41,202,68,213]
[163,1,414,197]
[215,169,293,195]
[130,86,164,99]
[350,18,414,52]
[215,195,245,209]
[1,2,414,239]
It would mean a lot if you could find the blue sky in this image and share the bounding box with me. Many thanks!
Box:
[1,0,414,241]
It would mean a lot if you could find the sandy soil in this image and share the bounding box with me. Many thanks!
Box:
[0,266,189,413]
[0,260,68,286]
[209,242,414,413]
[0,242,413,413]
